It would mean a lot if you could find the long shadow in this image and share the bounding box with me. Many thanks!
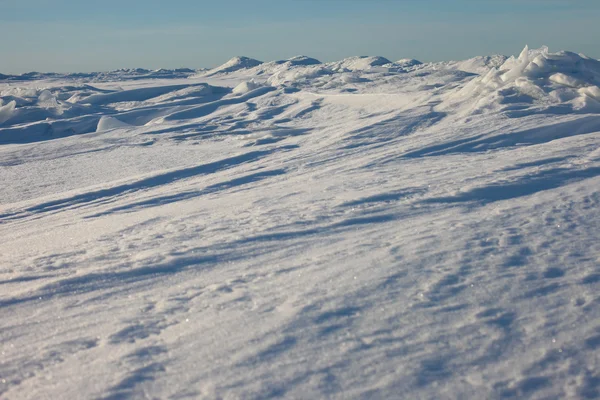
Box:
[0,150,276,221]
[207,213,397,249]
[424,166,600,205]
[87,169,287,217]
[0,114,104,145]
[101,363,166,400]
[403,115,600,158]
[0,253,223,308]
[339,187,426,208]
[500,156,573,172]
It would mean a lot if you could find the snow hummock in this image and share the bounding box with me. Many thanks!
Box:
[448,54,509,75]
[395,58,423,67]
[204,56,263,76]
[281,55,321,66]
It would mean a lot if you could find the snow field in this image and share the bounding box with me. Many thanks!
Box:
[1,46,599,399]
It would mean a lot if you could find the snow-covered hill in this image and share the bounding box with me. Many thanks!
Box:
[1,47,599,399]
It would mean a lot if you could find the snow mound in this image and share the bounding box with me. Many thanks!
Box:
[232,80,263,95]
[450,55,509,75]
[37,90,61,110]
[267,65,331,86]
[96,116,132,132]
[395,58,423,68]
[444,46,600,115]
[329,56,392,72]
[204,56,263,76]
[283,55,321,66]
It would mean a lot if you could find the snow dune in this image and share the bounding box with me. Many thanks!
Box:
[1,46,600,399]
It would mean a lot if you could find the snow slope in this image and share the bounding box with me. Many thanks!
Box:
[1,47,600,399]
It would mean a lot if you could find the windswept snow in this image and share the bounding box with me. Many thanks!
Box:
[1,46,600,400]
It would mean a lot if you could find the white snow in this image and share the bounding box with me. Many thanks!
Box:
[1,46,600,400]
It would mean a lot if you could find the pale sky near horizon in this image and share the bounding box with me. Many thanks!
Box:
[1,0,599,73]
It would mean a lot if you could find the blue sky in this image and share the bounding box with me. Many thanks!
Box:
[1,0,599,73]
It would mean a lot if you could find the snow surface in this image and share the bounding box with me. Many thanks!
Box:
[1,46,600,399]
